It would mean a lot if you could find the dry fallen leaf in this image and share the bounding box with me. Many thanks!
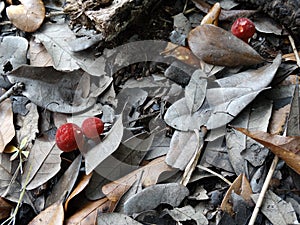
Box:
[221,174,253,216]
[28,201,64,225]
[124,183,189,215]
[6,0,45,32]
[64,173,93,211]
[161,42,200,68]
[0,197,13,220]
[252,190,299,225]
[188,24,264,67]
[65,197,116,225]
[0,98,15,153]
[102,156,175,202]
[234,128,300,174]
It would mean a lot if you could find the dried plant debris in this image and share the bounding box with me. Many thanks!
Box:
[0,0,300,225]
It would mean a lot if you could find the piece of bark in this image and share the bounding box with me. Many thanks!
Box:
[64,0,156,41]
[234,0,300,42]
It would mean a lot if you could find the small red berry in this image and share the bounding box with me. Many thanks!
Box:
[231,18,256,42]
[81,117,104,139]
[55,123,84,152]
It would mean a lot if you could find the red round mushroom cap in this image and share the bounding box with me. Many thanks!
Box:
[231,18,256,42]
[81,117,104,139]
[55,123,84,152]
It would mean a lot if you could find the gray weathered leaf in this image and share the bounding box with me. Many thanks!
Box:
[97,213,143,225]
[166,130,200,170]
[164,98,210,131]
[8,66,112,113]
[185,69,207,113]
[86,132,154,200]
[188,24,264,67]
[35,23,106,76]
[0,153,34,207]
[165,55,281,131]
[252,190,299,225]
[45,155,82,207]
[22,137,61,190]
[84,115,124,174]
[0,36,28,74]
[166,205,208,225]
[124,183,189,214]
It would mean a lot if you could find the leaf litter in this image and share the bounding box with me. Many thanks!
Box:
[0,0,300,225]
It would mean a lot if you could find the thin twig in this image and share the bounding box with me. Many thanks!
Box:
[0,82,24,104]
[288,35,300,68]
[247,155,279,225]
[197,165,232,186]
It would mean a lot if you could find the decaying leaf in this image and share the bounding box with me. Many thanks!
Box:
[8,66,111,113]
[65,198,116,225]
[64,173,93,211]
[161,42,200,68]
[221,174,253,216]
[97,213,143,225]
[102,156,175,202]
[188,24,264,67]
[0,197,13,220]
[0,99,15,153]
[252,190,299,225]
[0,36,28,74]
[84,115,123,175]
[46,155,82,208]
[124,183,189,214]
[28,201,64,225]
[185,69,207,113]
[6,0,45,33]
[234,127,300,174]
[21,137,61,190]
[29,37,54,67]
[166,130,200,170]
[166,205,208,225]
[165,54,282,131]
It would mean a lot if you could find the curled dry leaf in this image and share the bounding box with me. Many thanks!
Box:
[221,174,253,216]
[234,127,300,174]
[6,0,45,32]
[200,2,221,25]
[188,24,264,67]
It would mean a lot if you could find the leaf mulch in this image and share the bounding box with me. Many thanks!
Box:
[0,0,299,225]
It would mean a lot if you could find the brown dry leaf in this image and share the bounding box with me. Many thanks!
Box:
[200,2,221,25]
[28,201,64,225]
[221,174,253,216]
[0,197,13,220]
[64,173,93,211]
[282,52,300,62]
[65,198,116,225]
[234,128,300,174]
[29,37,54,67]
[6,0,45,32]
[0,98,15,153]
[188,24,264,67]
[102,156,175,202]
[161,42,200,68]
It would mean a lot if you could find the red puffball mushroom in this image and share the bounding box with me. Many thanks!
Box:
[81,117,104,139]
[231,18,256,43]
[55,123,84,152]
